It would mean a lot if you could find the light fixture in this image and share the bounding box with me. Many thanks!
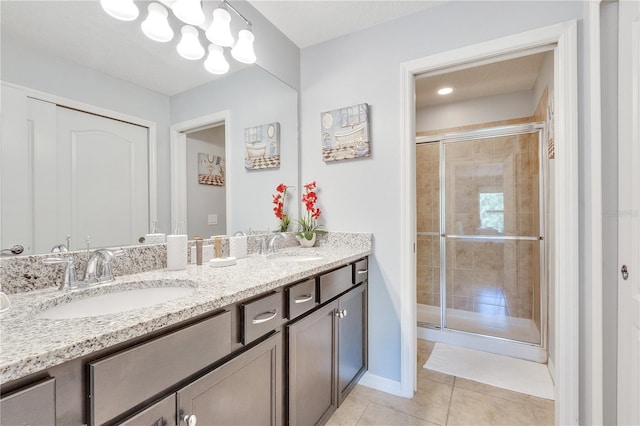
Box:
[141,3,174,42]
[172,0,205,26]
[177,26,205,60]
[206,7,234,47]
[204,44,230,75]
[438,87,454,95]
[100,0,139,21]
[231,29,256,64]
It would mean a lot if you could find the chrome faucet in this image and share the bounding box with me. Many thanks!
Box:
[83,249,125,284]
[267,232,286,254]
[42,256,79,291]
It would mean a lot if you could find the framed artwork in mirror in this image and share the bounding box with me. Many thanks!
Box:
[321,103,370,162]
[244,122,281,170]
[198,153,225,186]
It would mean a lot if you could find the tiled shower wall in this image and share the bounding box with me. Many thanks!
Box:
[416,123,541,323]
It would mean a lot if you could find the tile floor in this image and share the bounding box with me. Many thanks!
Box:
[327,339,554,426]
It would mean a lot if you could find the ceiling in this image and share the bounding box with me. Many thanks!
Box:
[415,52,549,109]
[1,1,546,103]
[247,1,442,49]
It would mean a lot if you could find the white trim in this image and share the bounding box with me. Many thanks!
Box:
[357,372,404,396]
[400,21,579,425]
[0,81,159,231]
[585,2,604,424]
[170,111,231,234]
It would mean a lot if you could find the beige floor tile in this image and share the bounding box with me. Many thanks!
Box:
[356,402,437,426]
[352,381,452,425]
[454,377,555,409]
[418,365,455,386]
[326,394,369,426]
[447,387,546,425]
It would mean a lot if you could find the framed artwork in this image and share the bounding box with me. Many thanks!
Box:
[321,103,370,162]
[198,153,224,186]
[244,122,280,170]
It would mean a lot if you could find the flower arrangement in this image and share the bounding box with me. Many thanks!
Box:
[296,181,327,241]
[272,183,291,232]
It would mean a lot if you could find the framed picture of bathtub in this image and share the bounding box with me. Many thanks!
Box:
[197,153,224,186]
[244,122,280,170]
[320,103,370,162]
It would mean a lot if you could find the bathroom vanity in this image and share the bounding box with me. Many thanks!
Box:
[0,236,370,425]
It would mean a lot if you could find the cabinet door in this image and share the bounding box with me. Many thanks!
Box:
[338,283,368,405]
[177,332,281,426]
[287,300,338,426]
[0,378,55,426]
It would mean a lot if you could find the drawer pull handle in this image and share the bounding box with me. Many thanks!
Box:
[334,309,348,319]
[357,269,368,274]
[183,414,197,426]
[294,294,314,304]
[252,310,278,324]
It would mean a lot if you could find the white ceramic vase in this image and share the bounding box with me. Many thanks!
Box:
[297,233,316,248]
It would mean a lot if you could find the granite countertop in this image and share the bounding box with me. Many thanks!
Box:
[0,243,371,383]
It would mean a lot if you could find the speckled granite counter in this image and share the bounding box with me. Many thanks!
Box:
[0,235,371,383]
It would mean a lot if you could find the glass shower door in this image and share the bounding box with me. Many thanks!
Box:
[441,130,544,345]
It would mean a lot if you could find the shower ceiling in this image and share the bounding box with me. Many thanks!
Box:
[415,52,548,108]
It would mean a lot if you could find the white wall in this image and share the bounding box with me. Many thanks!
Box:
[300,2,598,418]
[186,126,227,238]
[416,90,534,132]
[170,67,299,234]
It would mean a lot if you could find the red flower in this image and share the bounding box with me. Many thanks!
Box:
[276,183,287,193]
[272,183,291,231]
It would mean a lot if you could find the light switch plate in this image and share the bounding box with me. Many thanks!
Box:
[190,245,214,264]
[208,214,218,225]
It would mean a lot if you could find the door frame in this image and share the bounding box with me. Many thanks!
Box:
[170,111,231,235]
[400,21,580,424]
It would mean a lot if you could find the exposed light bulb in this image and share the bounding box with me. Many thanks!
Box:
[204,44,230,75]
[206,8,234,47]
[172,0,205,26]
[437,87,454,95]
[231,29,256,64]
[100,0,139,21]
[177,26,205,60]
[141,3,174,43]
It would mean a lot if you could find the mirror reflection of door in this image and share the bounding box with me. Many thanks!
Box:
[185,125,226,238]
[1,97,149,253]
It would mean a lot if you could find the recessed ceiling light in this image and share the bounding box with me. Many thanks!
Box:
[437,87,453,95]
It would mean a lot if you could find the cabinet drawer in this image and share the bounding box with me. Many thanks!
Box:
[119,394,175,426]
[0,378,56,426]
[352,258,368,284]
[241,292,283,344]
[88,311,231,426]
[286,279,317,320]
[319,265,352,303]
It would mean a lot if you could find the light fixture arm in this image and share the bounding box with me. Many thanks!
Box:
[220,0,251,28]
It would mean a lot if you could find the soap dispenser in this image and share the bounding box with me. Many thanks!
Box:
[167,221,187,271]
[145,220,166,244]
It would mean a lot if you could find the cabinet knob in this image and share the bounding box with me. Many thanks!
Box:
[183,414,197,426]
[334,309,348,319]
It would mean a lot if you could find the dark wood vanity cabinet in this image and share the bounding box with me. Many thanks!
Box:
[0,378,56,426]
[287,260,368,425]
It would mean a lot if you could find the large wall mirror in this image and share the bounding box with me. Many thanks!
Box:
[0,0,299,255]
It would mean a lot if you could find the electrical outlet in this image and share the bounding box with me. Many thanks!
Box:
[208,214,218,225]
[190,245,214,264]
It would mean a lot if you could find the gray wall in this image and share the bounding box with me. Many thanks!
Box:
[170,66,299,234]
[300,2,605,421]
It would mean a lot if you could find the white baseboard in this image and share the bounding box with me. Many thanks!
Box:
[357,372,409,397]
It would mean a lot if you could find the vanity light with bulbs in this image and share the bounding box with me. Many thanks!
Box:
[99,0,256,75]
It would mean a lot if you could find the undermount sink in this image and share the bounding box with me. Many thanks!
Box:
[35,287,195,319]
[272,254,324,263]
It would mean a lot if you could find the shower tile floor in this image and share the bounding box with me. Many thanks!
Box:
[327,339,554,426]
[416,304,540,344]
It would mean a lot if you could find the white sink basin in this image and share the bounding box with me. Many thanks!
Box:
[36,287,195,319]
[273,255,324,263]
